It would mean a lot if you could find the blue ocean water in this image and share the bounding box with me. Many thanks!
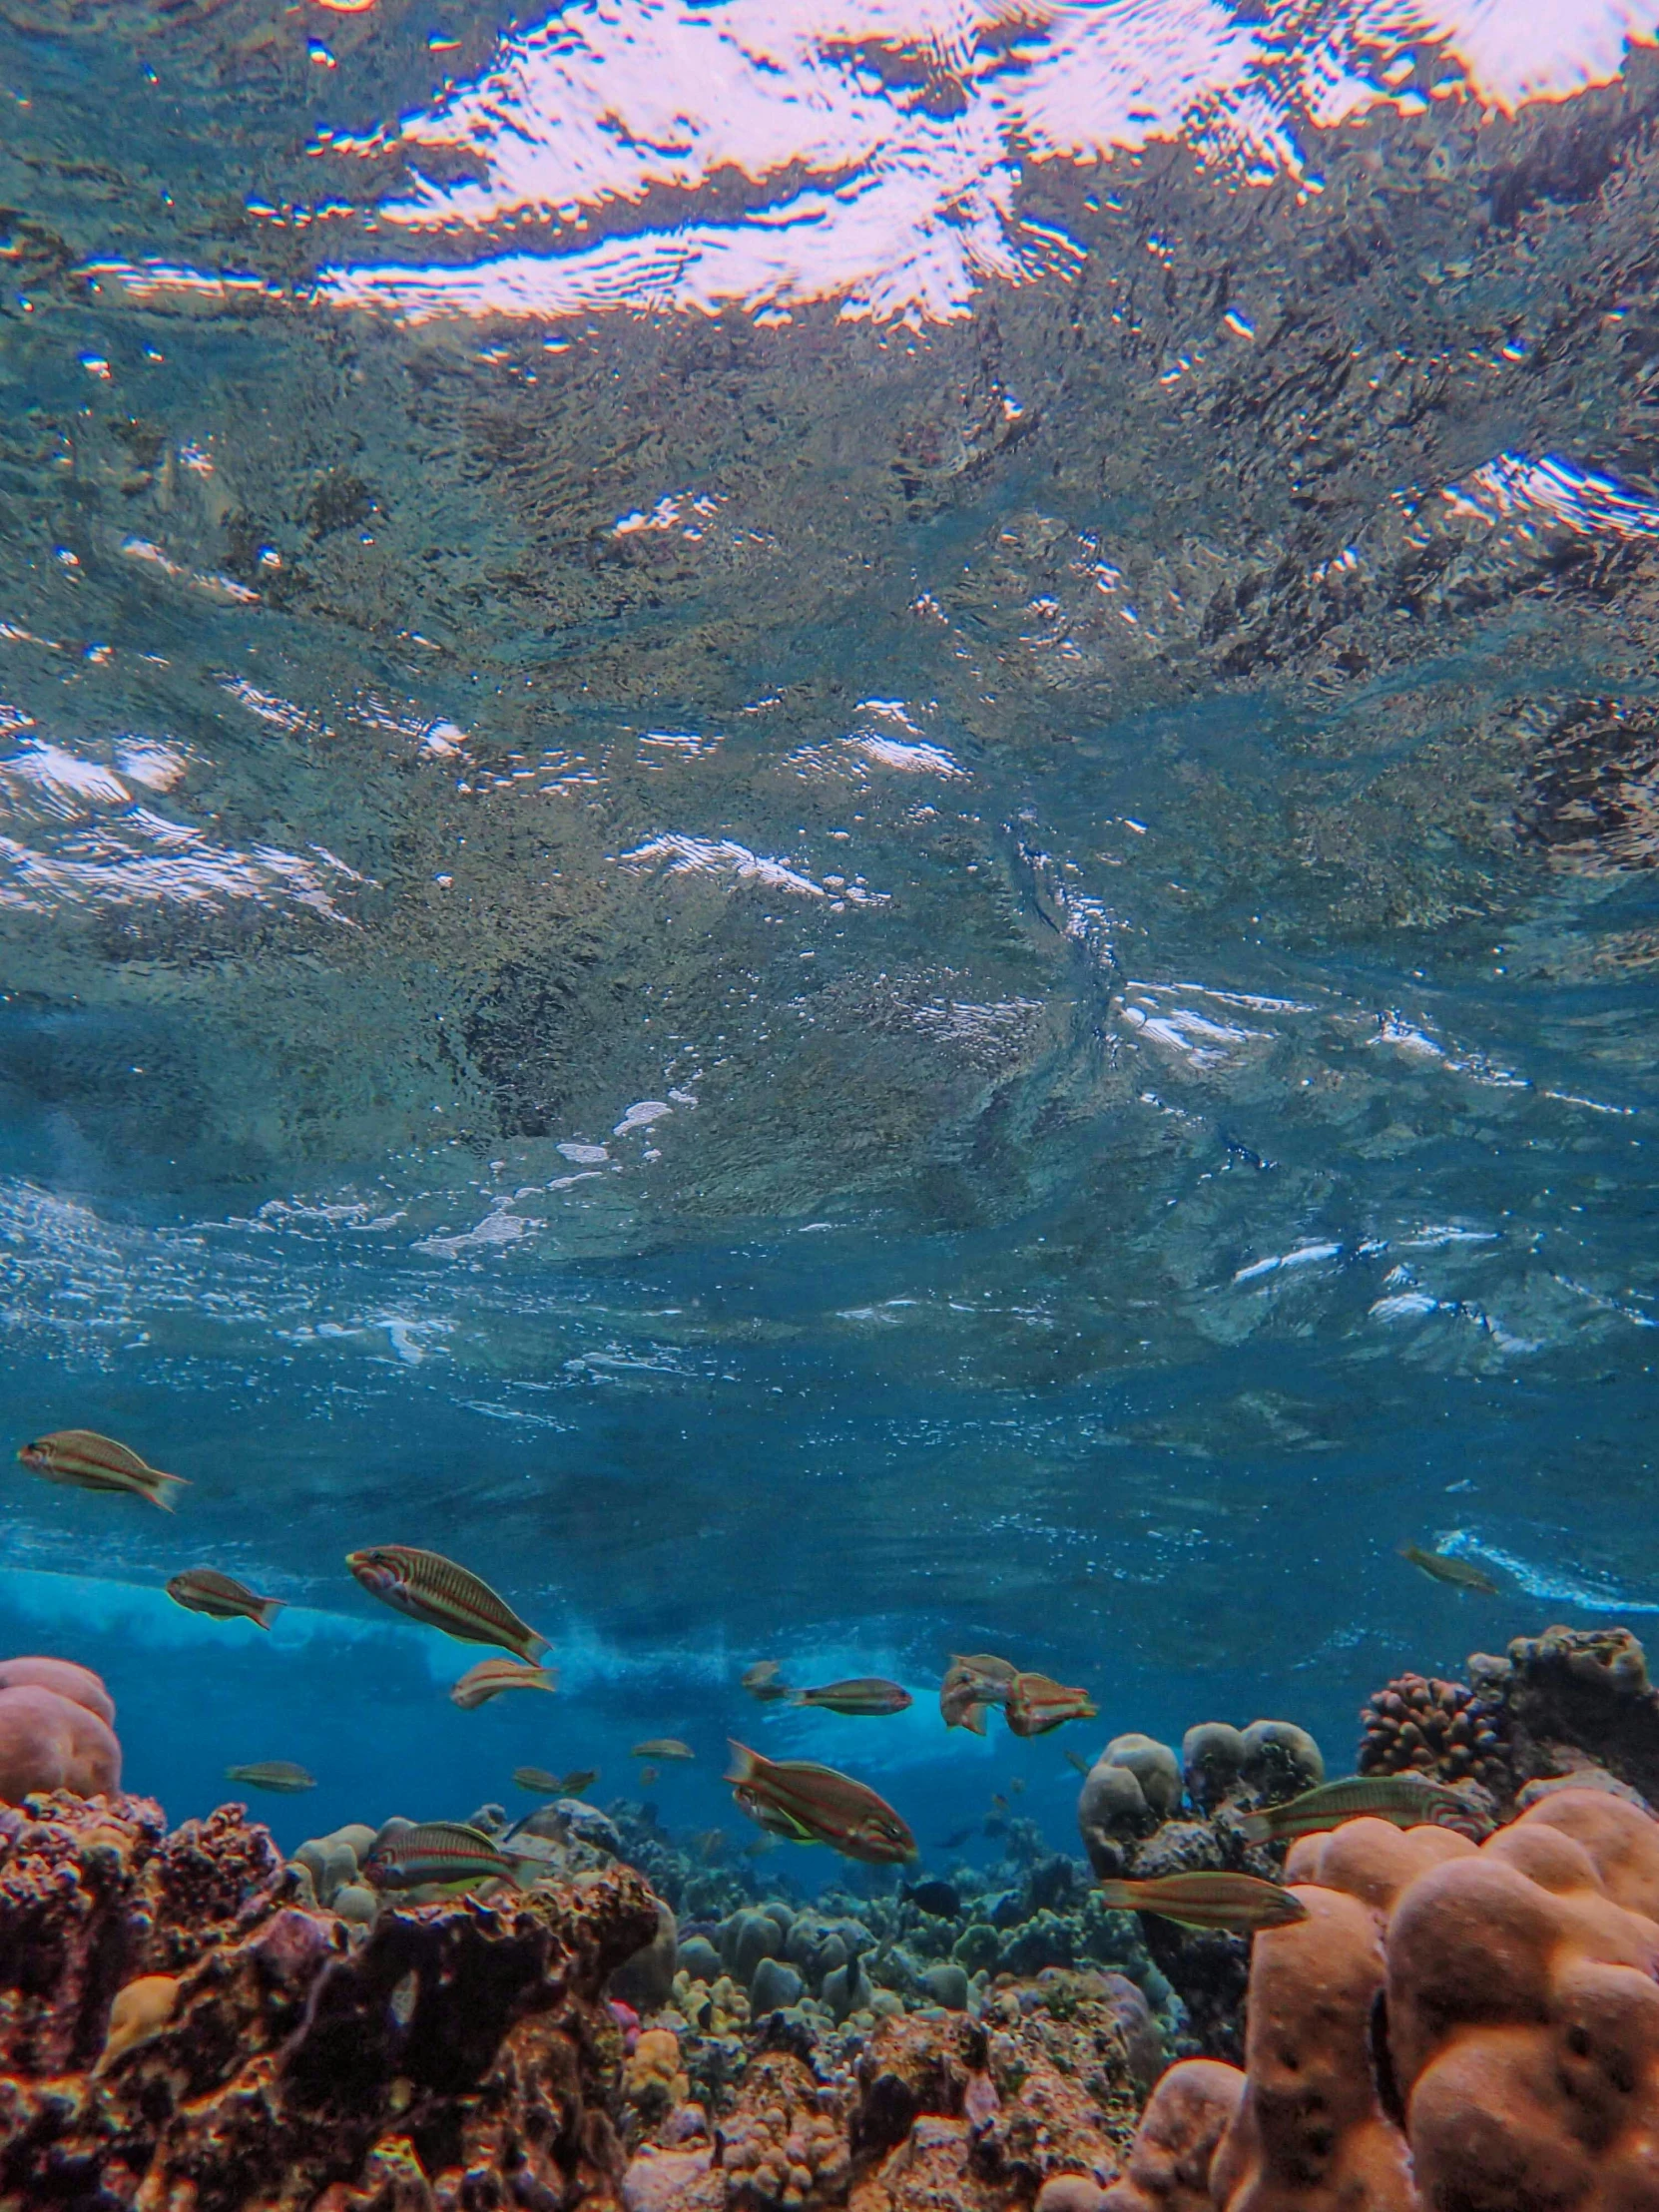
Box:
[1,0,1658,1882]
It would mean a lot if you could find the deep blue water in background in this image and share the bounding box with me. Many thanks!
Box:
[2,0,1658,1879]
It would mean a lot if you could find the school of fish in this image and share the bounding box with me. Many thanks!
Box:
[12,1423,1510,1903]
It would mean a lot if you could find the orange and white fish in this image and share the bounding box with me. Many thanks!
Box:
[727,1740,917,1865]
[1096,1873,1309,1934]
[19,1430,187,1512]
[940,1653,1018,1735]
[449,1657,559,1710]
[1005,1671,1098,1737]
[346,1545,548,1662]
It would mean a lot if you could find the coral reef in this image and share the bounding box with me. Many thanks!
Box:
[1107,1787,1659,2212]
[1358,1626,1659,1817]
[0,1786,660,2209]
[0,1655,121,1804]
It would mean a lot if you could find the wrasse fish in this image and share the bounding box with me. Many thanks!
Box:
[167,1567,283,1629]
[449,1657,559,1710]
[790,1677,913,1717]
[1241,1775,1494,1845]
[632,1738,695,1761]
[742,1660,791,1703]
[362,1821,516,1893]
[940,1653,1017,1735]
[1005,1672,1098,1737]
[513,1766,561,1795]
[728,1740,917,1865]
[346,1545,549,1662]
[1066,1751,1091,1776]
[560,1768,598,1795]
[18,1430,187,1513]
[1096,1872,1309,1934]
[226,1761,314,1794]
[1400,1545,1498,1595]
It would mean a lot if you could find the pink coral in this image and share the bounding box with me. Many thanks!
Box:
[0,1680,120,1803]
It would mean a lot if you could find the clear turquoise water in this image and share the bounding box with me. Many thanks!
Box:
[2,0,1658,1872]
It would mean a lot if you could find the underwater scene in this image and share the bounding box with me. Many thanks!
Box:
[3,0,1659,2202]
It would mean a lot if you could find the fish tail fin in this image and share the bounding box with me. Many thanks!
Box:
[962,1701,987,1737]
[537,1667,559,1692]
[253,1598,285,1631]
[522,1628,552,1663]
[146,1470,189,1512]
[786,1691,811,1706]
[1096,1882,1130,1909]
[1239,1812,1272,1844]
[726,1740,763,1787]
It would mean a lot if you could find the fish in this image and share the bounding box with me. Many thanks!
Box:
[225,1761,315,1794]
[1065,1750,1091,1776]
[18,1430,187,1513]
[1005,1672,1098,1737]
[638,1766,660,1787]
[166,1568,283,1629]
[1096,1873,1310,1934]
[790,1677,913,1717]
[727,1740,917,1865]
[346,1545,549,1662]
[742,1660,791,1703]
[990,1792,1009,1814]
[1399,1545,1499,1595]
[513,1766,561,1795]
[940,1652,1018,1735]
[362,1821,517,1894]
[632,1739,695,1760]
[1009,1777,1026,1796]
[902,1878,961,1918]
[449,1658,559,1710]
[696,1828,728,1862]
[560,1768,598,1795]
[1240,1775,1495,1845]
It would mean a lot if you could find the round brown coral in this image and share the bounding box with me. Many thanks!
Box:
[1356,1672,1513,1798]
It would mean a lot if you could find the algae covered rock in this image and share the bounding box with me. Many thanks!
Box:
[1180,1724,1248,1814]
[1238,1718,1324,1799]
[613,1901,681,2012]
[1103,1735,1182,1820]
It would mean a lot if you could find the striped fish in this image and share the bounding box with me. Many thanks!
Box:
[345,1546,549,1662]
[1097,1872,1309,1934]
[226,1761,314,1793]
[632,1738,694,1760]
[167,1568,284,1629]
[728,1740,916,1865]
[18,1430,187,1512]
[361,1821,517,1894]
[791,1677,913,1717]
[1005,1671,1098,1737]
[449,1657,559,1710]
[1241,1775,1494,1845]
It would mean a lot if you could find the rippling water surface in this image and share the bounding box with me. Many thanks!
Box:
[1,0,1658,1857]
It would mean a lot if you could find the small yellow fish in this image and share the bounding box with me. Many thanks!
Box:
[1399,1545,1498,1595]
[1096,1872,1309,1934]
[19,1430,187,1512]
[742,1660,791,1703]
[166,1568,282,1629]
[449,1657,559,1710]
[632,1738,694,1761]
[225,1760,315,1794]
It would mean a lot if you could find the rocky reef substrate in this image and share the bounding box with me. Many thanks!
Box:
[5,1626,1659,2209]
